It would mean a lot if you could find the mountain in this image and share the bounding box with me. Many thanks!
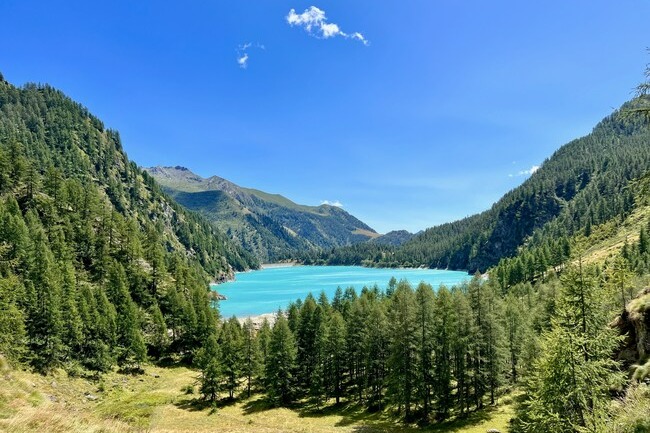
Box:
[395,100,650,273]
[0,78,257,372]
[145,166,379,262]
[370,230,415,246]
[310,97,650,275]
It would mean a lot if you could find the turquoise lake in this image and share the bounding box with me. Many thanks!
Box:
[212,265,469,318]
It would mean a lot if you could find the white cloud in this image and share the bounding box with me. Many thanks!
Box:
[509,165,540,177]
[236,42,265,69]
[321,200,343,207]
[286,6,369,45]
[350,32,369,45]
[237,53,249,69]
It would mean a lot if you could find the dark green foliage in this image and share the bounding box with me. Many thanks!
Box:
[241,318,261,398]
[219,317,244,399]
[0,78,256,371]
[515,265,625,432]
[107,261,147,368]
[265,312,297,405]
[387,281,417,418]
[326,310,347,405]
[0,275,26,360]
[196,334,222,402]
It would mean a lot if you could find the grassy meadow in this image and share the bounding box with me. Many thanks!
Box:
[0,357,513,433]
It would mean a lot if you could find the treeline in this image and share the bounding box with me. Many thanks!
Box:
[0,78,256,372]
[198,276,539,421]
[198,265,635,431]
[299,242,397,267]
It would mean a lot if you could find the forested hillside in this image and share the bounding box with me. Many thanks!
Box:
[0,77,257,372]
[147,165,378,262]
[398,100,650,271]
[312,98,650,274]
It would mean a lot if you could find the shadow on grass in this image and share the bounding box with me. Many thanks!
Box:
[298,399,506,433]
[173,395,240,413]
[241,397,278,415]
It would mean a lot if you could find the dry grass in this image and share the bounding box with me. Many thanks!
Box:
[574,202,650,266]
[0,357,513,433]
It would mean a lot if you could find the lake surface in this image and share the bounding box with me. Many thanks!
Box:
[212,265,469,318]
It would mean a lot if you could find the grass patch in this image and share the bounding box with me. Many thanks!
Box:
[0,359,515,433]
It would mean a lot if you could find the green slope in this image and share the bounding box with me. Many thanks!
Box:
[307,97,650,274]
[392,98,650,272]
[146,166,378,262]
[0,78,257,372]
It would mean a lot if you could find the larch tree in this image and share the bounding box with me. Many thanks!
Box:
[266,312,297,406]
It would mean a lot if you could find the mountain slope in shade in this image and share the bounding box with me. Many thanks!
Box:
[146,166,378,262]
[370,230,415,246]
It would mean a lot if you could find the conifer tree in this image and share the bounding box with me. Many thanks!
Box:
[241,318,261,398]
[257,318,272,380]
[60,262,84,361]
[326,310,347,404]
[106,261,146,368]
[518,264,624,432]
[387,281,417,419]
[0,275,26,360]
[346,296,368,403]
[364,300,389,410]
[25,220,64,371]
[504,293,528,384]
[266,312,297,406]
[451,287,473,415]
[146,301,169,358]
[196,334,222,403]
[414,282,435,420]
[296,294,318,393]
[310,310,329,406]
[220,317,244,399]
[433,286,454,419]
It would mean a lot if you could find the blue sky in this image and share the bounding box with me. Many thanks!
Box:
[1,1,649,233]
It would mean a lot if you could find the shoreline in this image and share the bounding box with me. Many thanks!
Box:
[260,261,299,269]
[235,312,277,328]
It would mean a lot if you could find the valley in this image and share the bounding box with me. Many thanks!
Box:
[2,3,650,431]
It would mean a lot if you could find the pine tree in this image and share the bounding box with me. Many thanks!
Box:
[346,296,368,403]
[468,275,488,409]
[433,286,454,419]
[414,282,435,420]
[257,318,272,383]
[106,261,146,369]
[364,300,389,410]
[60,262,84,361]
[518,264,624,432]
[196,334,222,403]
[296,294,318,394]
[241,318,261,398]
[607,256,633,312]
[266,312,297,406]
[451,287,473,416]
[387,281,417,419]
[483,283,506,405]
[25,220,64,371]
[504,293,528,385]
[146,301,169,358]
[220,317,244,399]
[326,310,347,404]
[0,275,26,360]
[310,309,329,406]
